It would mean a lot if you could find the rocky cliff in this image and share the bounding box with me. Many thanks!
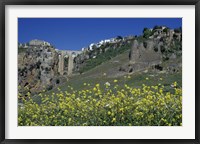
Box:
[18,44,61,95]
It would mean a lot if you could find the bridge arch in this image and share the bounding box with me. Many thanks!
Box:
[58,50,82,76]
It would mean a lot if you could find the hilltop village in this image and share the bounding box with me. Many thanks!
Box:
[18,26,182,95]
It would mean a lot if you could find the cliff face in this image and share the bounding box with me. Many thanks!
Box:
[18,45,60,95]
[126,28,182,74]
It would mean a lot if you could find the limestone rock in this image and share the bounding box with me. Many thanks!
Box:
[129,40,139,63]
[18,45,60,94]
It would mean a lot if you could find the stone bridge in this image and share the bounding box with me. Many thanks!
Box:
[57,50,82,76]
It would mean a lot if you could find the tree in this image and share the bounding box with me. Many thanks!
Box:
[143,28,152,38]
[163,27,169,33]
[174,27,182,33]
[116,36,123,40]
[153,25,162,30]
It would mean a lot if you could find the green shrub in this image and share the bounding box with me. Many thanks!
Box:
[18,47,27,54]
[143,28,153,38]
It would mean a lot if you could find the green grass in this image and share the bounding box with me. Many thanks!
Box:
[79,44,131,73]
[43,70,181,97]
[18,47,27,54]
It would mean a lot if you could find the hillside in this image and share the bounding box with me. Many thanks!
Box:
[47,48,181,95]
[18,26,182,96]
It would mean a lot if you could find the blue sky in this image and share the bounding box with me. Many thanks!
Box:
[18,18,182,50]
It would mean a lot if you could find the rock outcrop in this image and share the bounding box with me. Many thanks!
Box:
[18,44,60,95]
[127,39,162,73]
[124,27,182,74]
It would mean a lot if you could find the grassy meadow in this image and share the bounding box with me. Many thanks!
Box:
[18,60,182,126]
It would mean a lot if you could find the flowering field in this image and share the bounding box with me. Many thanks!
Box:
[18,77,182,126]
